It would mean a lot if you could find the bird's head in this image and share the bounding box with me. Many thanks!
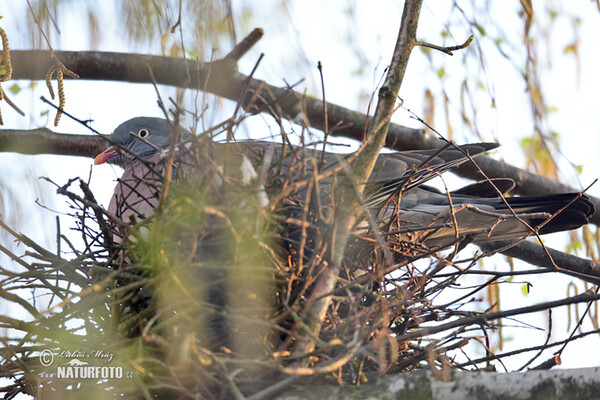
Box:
[94,117,188,168]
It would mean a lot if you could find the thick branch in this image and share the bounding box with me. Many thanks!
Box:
[479,239,600,285]
[9,49,431,148]
[0,127,106,157]
[276,367,600,400]
[5,49,600,224]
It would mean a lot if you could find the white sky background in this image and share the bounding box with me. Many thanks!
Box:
[0,0,599,375]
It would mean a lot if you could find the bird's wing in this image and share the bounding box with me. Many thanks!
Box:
[449,178,515,197]
[379,184,594,249]
[364,143,498,206]
[217,141,499,207]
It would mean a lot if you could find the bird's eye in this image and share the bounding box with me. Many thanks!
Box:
[137,128,150,139]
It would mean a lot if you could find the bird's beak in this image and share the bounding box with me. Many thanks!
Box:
[94,146,119,165]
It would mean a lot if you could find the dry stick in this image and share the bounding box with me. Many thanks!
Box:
[143,64,179,216]
[232,53,264,119]
[39,96,98,133]
[518,309,554,371]
[78,179,115,249]
[317,61,329,165]
[555,285,600,358]
[415,34,474,56]
[291,0,425,360]
[394,291,600,343]
[0,220,69,301]
[455,329,600,369]
[170,0,183,33]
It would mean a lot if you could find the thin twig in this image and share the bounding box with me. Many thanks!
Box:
[415,34,474,56]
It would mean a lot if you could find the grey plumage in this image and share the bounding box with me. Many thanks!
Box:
[95,117,175,168]
[95,117,594,250]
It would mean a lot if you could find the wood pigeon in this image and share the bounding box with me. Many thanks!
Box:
[94,117,594,250]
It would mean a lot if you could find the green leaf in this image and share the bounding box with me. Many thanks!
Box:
[437,67,446,79]
[8,84,20,95]
[475,24,486,36]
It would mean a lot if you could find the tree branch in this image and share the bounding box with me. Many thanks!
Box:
[6,48,598,224]
[479,239,600,285]
[274,367,600,399]
[0,127,106,157]
[415,34,474,56]
[8,49,429,148]
[3,24,598,230]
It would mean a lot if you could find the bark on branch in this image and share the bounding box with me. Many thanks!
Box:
[275,367,600,400]
[0,127,106,157]
[9,49,430,149]
[479,239,600,285]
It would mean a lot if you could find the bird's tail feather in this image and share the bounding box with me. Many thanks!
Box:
[498,192,593,235]
[384,192,594,248]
